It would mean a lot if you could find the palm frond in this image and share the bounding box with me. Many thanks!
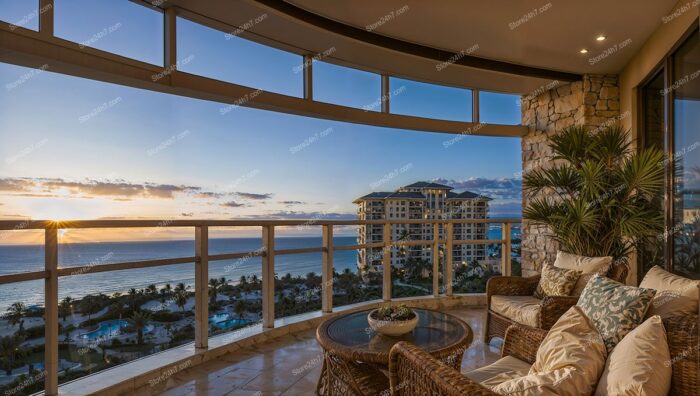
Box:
[590,125,632,166]
[578,160,608,202]
[620,147,665,199]
[549,126,594,166]
[523,165,581,197]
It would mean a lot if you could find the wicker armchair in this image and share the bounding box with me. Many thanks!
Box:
[484,261,629,343]
[389,315,698,396]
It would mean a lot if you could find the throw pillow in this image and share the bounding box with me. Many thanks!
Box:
[491,306,606,396]
[577,275,656,353]
[553,251,613,295]
[534,264,581,299]
[639,265,699,319]
[594,315,672,396]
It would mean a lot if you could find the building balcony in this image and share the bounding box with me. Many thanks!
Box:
[0,218,518,395]
[0,0,699,395]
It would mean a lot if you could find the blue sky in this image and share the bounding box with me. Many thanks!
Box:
[0,1,523,239]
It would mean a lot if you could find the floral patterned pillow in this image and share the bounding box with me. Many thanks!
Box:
[534,264,581,299]
[577,275,656,353]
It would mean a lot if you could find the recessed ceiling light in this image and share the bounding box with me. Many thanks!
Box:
[596,35,607,41]
[580,49,589,54]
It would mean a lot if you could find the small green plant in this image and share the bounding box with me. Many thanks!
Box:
[371,304,416,321]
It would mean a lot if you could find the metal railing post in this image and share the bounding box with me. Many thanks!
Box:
[322,224,333,313]
[445,223,454,296]
[432,222,440,297]
[262,225,275,328]
[44,225,58,395]
[194,225,209,350]
[382,222,392,301]
[501,222,512,276]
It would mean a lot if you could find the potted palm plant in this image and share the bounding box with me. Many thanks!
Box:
[523,125,665,261]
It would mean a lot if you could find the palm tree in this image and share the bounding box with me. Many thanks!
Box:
[523,125,665,260]
[79,297,101,322]
[234,300,246,320]
[128,288,138,311]
[208,278,222,304]
[6,302,27,332]
[0,334,26,375]
[404,258,431,280]
[147,284,157,296]
[175,289,187,312]
[59,297,73,322]
[130,311,152,345]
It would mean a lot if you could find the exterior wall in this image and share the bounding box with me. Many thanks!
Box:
[617,0,698,283]
[520,75,621,277]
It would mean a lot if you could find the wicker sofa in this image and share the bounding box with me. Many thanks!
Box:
[484,261,628,343]
[388,315,699,395]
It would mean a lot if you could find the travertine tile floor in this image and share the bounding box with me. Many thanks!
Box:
[153,307,500,395]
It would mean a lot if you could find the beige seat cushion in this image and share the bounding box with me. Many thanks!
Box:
[595,315,671,396]
[491,306,607,396]
[639,265,700,319]
[490,295,542,327]
[465,355,532,389]
[554,251,613,295]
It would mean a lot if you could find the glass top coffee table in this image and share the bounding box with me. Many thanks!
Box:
[315,308,473,395]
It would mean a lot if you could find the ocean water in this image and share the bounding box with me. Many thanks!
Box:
[0,227,518,311]
[0,236,358,311]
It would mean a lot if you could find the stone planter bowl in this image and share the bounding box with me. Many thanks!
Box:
[367,309,419,337]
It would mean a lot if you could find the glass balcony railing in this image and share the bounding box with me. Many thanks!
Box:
[0,217,519,395]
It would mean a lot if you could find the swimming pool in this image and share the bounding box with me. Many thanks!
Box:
[77,319,153,341]
[215,318,249,330]
[208,313,231,324]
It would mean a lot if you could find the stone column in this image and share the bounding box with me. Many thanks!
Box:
[520,75,620,276]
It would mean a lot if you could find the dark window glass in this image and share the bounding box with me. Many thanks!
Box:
[639,70,666,278]
[672,30,700,279]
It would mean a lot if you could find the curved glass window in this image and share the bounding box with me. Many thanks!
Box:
[390,77,472,121]
[55,0,164,66]
[313,61,381,110]
[177,17,302,97]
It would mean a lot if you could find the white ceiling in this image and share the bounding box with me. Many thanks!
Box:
[167,0,680,93]
[287,0,679,75]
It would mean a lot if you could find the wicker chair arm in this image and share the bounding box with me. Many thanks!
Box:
[501,323,548,365]
[539,295,579,329]
[388,341,498,396]
[663,314,699,396]
[486,276,539,303]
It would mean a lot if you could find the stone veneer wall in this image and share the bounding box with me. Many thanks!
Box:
[520,75,621,276]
